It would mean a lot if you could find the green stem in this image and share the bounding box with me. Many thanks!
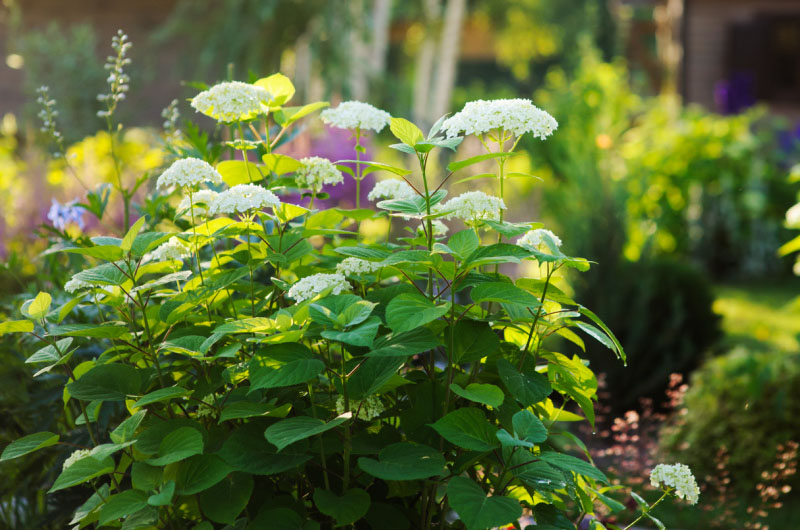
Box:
[307,382,330,490]
[354,128,362,209]
[623,491,671,530]
[340,346,351,492]
[518,263,553,371]
[237,121,254,184]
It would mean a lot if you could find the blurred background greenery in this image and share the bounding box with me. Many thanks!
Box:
[1,0,800,528]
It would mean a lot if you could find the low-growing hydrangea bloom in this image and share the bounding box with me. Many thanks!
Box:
[442,98,558,140]
[441,191,506,223]
[336,394,384,421]
[190,81,271,122]
[287,273,350,303]
[63,449,91,470]
[179,190,219,218]
[295,157,344,193]
[336,257,382,276]
[650,463,700,505]
[321,101,391,132]
[786,202,800,228]
[157,158,223,190]
[209,184,281,215]
[151,237,192,262]
[368,178,417,202]
[518,228,562,251]
[48,199,86,231]
[430,219,449,236]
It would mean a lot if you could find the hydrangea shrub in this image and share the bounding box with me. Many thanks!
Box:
[0,36,699,529]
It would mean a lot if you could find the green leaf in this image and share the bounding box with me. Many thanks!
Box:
[367,327,440,357]
[347,357,405,399]
[121,216,146,253]
[26,292,52,320]
[255,73,295,107]
[313,488,370,526]
[448,229,479,260]
[470,282,540,307]
[218,423,310,475]
[357,442,446,480]
[450,383,504,408]
[49,456,114,492]
[497,358,551,406]
[176,454,233,495]
[334,246,391,261]
[67,363,142,401]
[1,432,59,461]
[451,320,501,363]
[274,101,329,126]
[72,262,129,286]
[321,317,381,347]
[512,409,547,443]
[385,294,450,333]
[131,231,172,257]
[630,491,649,508]
[50,322,129,338]
[538,452,608,483]
[131,386,191,409]
[429,408,499,451]
[446,151,516,173]
[262,153,302,175]
[98,489,148,525]
[482,220,538,238]
[265,413,351,452]
[147,427,204,466]
[147,480,175,507]
[647,514,666,530]
[219,401,291,423]
[0,320,34,335]
[508,452,566,491]
[63,245,124,261]
[199,472,254,524]
[249,343,325,391]
[578,306,626,363]
[217,160,264,186]
[340,160,411,177]
[110,410,146,444]
[447,476,522,530]
[390,117,424,146]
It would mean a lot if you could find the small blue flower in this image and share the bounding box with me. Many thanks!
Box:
[47,199,86,231]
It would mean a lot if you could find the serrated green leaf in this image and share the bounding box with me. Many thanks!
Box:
[131,386,191,409]
[0,432,59,461]
[450,383,504,408]
[66,363,142,401]
[26,292,52,320]
[385,294,450,333]
[497,358,551,406]
[390,117,424,146]
[0,320,34,335]
[313,488,370,526]
[121,216,146,253]
[49,456,114,492]
[265,413,351,452]
[199,472,254,524]
[429,408,498,451]
[147,427,204,466]
[98,489,148,525]
[447,476,521,530]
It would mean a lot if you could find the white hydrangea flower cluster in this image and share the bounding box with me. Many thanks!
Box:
[517,229,562,251]
[442,98,558,140]
[321,101,391,132]
[179,190,219,218]
[368,179,417,202]
[151,237,192,262]
[336,257,382,276]
[786,202,800,228]
[208,184,281,215]
[287,273,351,303]
[441,191,506,223]
[650,463,700,505]
[336,394,385,421]
[190,81,271,122]
[62,449,91,470]
[295,157,344,193]
[157,158,223,190]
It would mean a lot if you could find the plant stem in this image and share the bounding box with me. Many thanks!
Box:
[623,491,670,530]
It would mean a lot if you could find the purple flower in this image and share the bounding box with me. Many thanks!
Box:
[47,199,86,231]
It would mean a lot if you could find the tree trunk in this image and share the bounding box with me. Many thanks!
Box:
[430,0,466,121]
[413,0,441,126]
